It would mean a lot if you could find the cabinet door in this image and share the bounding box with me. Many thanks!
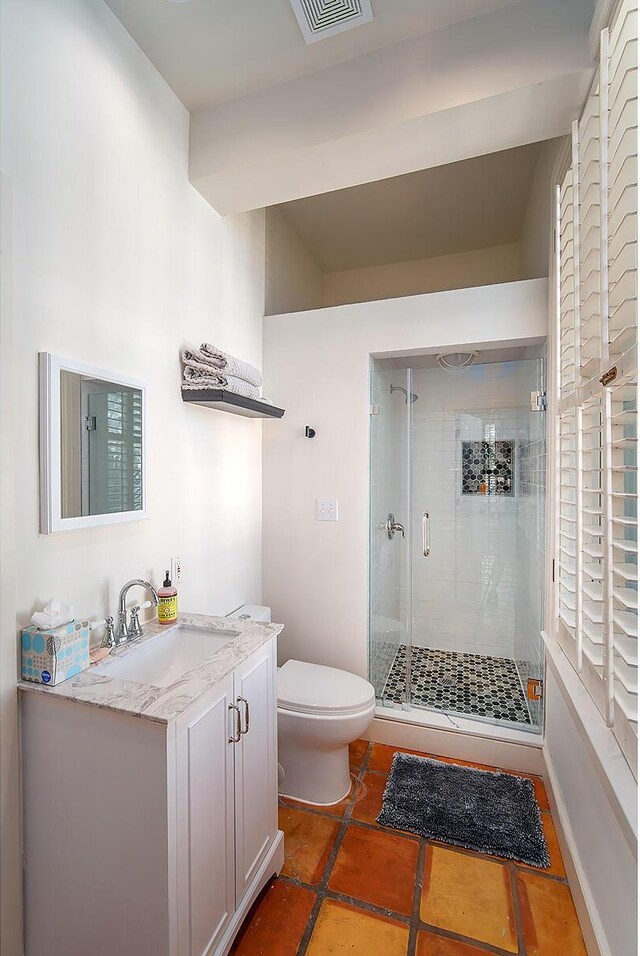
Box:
[233,640,278,904]
[176,674,235,956]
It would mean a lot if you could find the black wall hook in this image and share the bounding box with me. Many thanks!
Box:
[305,426,316,438]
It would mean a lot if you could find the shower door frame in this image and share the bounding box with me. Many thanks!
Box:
[370,353,547,737]
[368,364,414,709]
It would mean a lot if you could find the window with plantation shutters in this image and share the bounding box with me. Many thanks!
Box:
[554,0,638,778]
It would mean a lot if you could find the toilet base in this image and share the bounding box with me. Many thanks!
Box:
[278,738,353,806]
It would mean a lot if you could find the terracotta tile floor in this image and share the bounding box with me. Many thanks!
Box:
[231,741,587,956]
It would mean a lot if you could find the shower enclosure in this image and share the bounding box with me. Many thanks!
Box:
[369,351,546,732]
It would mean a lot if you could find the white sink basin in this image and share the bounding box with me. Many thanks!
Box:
[95,624,238,687]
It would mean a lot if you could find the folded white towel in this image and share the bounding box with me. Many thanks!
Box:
[199,344,262,389]
[181,347,223,370]
[181,367,260,400]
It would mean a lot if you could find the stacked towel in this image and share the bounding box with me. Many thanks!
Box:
[200,344,262,389]
[180,346,262,400]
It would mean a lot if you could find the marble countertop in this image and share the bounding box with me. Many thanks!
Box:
[18,612,283,725]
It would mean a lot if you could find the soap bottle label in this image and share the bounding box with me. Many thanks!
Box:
[158,595,178,623]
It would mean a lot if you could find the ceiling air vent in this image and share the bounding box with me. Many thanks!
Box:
[289,0,373,44]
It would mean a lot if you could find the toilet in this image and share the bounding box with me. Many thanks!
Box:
[277,659,376,806]
[227,605,376,807]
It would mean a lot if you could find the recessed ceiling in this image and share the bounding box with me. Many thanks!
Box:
[103,0,518,111]
[275,142,547,272]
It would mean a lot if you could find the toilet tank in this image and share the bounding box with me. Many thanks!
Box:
[227,604,272,623]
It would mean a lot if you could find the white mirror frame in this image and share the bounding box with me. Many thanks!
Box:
[39,352,149,534]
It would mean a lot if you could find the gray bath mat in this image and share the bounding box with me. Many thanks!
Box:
[377,753,550,868]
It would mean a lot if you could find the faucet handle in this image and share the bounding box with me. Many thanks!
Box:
[129,606,143,638]
[101,616,116,649]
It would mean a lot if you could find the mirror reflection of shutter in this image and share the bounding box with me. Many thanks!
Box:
[607,0,638,775]
[105,390,143,514]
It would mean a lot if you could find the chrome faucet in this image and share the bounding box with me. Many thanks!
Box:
[115,579,159,644]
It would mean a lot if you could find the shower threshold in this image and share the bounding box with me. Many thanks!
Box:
[381,645,540,731]
[374,702,543,746]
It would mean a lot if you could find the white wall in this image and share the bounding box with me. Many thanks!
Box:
[264,207,323,316]
[262,279,548,676]
[0,171,20,956]
[1,2,266,949]
[544,653,637,956]
[323,243,522,308]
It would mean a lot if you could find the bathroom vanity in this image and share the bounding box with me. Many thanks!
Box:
[20,613,284,956]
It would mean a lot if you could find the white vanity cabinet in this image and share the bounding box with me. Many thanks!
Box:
[21,637,283,956]
[175,642,279,956]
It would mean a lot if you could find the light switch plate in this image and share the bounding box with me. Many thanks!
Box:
[316,499,338,521]
[171,555,182,582]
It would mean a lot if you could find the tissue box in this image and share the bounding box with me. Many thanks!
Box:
[21,620,91,686]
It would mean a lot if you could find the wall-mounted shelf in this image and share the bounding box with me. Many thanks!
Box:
[181,389,285,419]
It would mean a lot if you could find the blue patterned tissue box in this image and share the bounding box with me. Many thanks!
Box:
[21,620,91,686]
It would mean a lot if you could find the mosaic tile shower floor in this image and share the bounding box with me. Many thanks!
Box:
[381,646,533,725]
[231,741,586,956]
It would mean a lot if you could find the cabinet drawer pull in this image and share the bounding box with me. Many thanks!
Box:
[228,703,242,743]
[237,696,250,734]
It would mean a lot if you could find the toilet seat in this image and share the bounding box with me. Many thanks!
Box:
[278,659,375,716]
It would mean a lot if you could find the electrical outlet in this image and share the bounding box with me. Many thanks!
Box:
[316,499,338,521]
[171,555,182,582]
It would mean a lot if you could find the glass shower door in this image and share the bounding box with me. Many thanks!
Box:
[407,358,545,730]
[368,363,413,707]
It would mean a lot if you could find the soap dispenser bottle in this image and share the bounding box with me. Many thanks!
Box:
[157,571,178,625]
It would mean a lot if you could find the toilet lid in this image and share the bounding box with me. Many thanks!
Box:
[278,660,375,716]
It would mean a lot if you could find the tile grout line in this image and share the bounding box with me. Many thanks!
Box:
[279,742,567,955]
[294,741,529,956]
[281,800,569,887]
[508,864,528,956]
[281,872,526,956]
[417,919,524,956]
[294,741,374,956]
[407,839,426,956]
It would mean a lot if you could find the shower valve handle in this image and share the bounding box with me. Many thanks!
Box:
[386,514,405,539]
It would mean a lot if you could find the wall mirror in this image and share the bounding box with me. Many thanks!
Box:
[39,353,148,533]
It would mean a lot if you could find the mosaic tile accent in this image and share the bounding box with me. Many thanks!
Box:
[462,440,514,496]
[382,645,532,724]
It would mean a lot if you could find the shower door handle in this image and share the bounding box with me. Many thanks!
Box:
[422,512,431,557]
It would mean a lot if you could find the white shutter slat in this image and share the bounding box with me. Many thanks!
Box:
[610,1,637,48]
[614,562,638,581]
[614,587,638,610]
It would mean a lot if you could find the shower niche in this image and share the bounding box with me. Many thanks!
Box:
[368,347,546,732]
[461,440,514,496]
